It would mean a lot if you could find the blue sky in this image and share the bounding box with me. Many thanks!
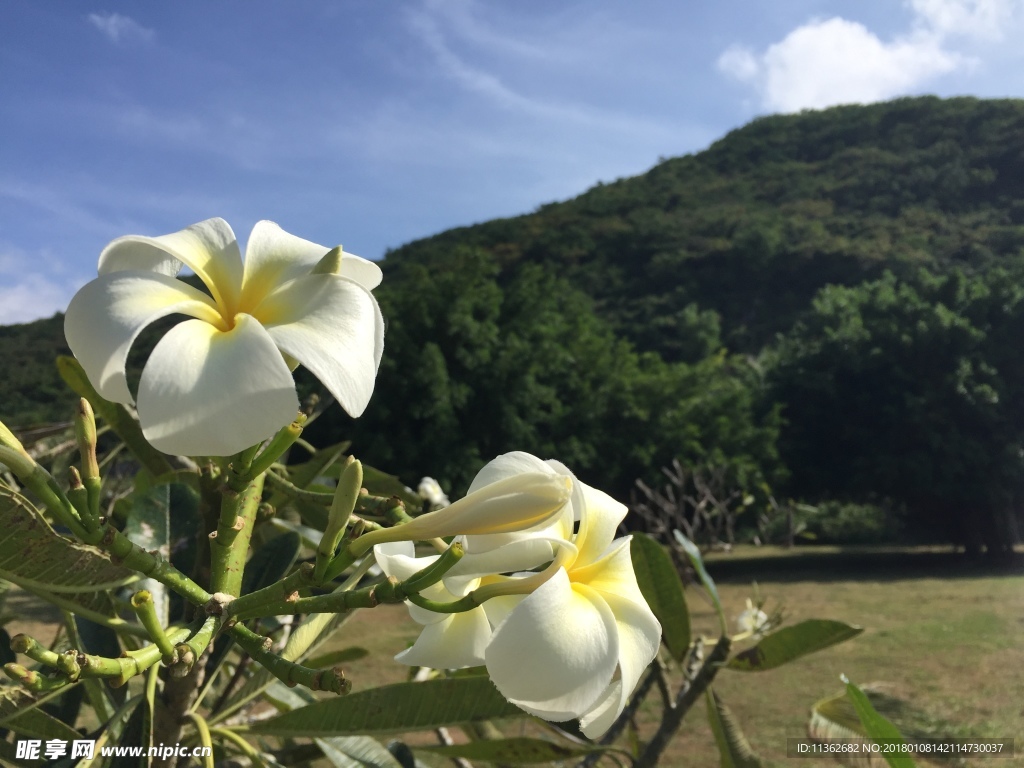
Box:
[3,0,1024,324]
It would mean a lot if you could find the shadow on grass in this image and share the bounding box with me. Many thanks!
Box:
[704,546,1024,583]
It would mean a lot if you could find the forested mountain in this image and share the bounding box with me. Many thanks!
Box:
[382,96,1024,357]
[4,96,1024,551]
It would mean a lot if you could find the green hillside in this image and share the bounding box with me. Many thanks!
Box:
[4,96,1024,552]
[383,95,1024,355]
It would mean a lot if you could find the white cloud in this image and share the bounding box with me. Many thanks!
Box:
[0,248,85,325]
[717,0,1022,112]
[717,45,759,83]
[910,0,1020,40]
[87,12,154,44]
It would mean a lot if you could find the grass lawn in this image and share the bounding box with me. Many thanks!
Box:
[321,546,1024,767]
[5,546,1021,766]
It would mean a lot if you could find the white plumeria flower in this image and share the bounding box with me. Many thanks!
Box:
[375,451,661,739]
[374,540,491,669]
[64,218,384,456]
[417,477,450,508]
[736,599,769,636]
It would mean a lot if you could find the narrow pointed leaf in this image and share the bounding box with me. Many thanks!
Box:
[317,737,403,768]
[630,533,690,660]
[727,620,863,672]
[242,532,301,595]
[0,487,136,595]
[705,689,770,768]
[250,677,526,736]
[360,464,422,509]
[0,687,83,742]
[418,737,608,763]
[844,677,917,768]
[673,529,725,625]
[122,484,172,625]
[266,439,350,513]
[306,647,370,668]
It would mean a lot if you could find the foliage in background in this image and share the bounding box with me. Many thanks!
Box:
[5,96,1024,549]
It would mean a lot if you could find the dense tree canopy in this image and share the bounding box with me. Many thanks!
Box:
[769,266,1024,552]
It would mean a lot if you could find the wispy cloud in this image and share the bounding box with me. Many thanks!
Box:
[717,0,1021,112]
[87,12,154,44]
[404,1,675,139]
[0,246,86,325]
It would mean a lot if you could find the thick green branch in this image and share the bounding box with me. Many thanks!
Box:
[209,474,265,596]
[228,624,349,694]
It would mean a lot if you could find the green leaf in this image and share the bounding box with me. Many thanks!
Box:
[76,694,144,768]
[251,677,526,736]
[0,686,82,742]
[242,532,301,595]
[419,737,608,764]
[0,487,137,596]
[726,620,863,672]
[268,517,326,551]
[705,689,770,768]
[122,484,172,625]
[267,440,350,513]
[630,534,690,661]
[317,737,403,768]
[306,647,370,668]
[843,677,917,768]
[672,529,725,631]
[359,464,422,510]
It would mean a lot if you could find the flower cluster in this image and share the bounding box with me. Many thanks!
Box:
[375,452,662,738]
[65,219,662,740]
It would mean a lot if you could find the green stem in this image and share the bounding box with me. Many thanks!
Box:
[228,576,408,621]
[170,614,222,678]
[210,474,265,596]
[99,522,213,605]
[132,590,176,661]
[0,445,87,537]
[242,418,304,487]
[227,563,317,618]
[228,624,350,694]
[229,543,466,622]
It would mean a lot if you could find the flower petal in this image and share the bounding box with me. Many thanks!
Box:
[449,536,557,579]
[572,536,649,608]
[585,589,661,737]
[64,272,223,404]
[571,536,661,737]
[485,570,618,721]
[395,608,491,669]
[574,483,629,569]
[373,542,429,581]
[398,472,571,541]
[99,218,243,314]
[256,274,384,418]
[578,678,623,739]
[468,451,554,494]
[340,251,383,291]
[242,221,383,303]
[136,314,299,456]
